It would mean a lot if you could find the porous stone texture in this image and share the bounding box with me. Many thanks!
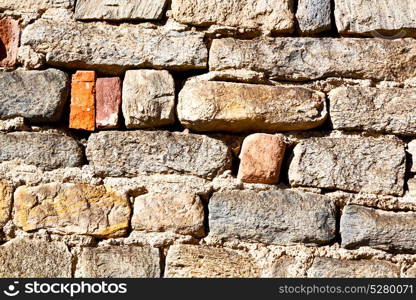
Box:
[307,257,400,278]
[178,81,327,132]
[0,117,25,131]
[0,18,19,67]
[0,0,75,14]
[171,0,295,33]
[296,0,332,34]
[208,190,336,245]
[96,77,122,129]
[341,205,416,253]
[0,238,72,278]
[132,193,205,237]
[0,69,69,122]
[14,183,131,238]
[237,134,286,184]
[69,71,96,131]
[86,131,231,179]
[165,245,261,278]
[75,245,160,278]
[0,181,12,228]
[21,19,208,74]
[209,38,416,82]
[334,0,416,37]
[75,0,168,21]
[329,87,416,136]
[0,132,83,170]
[122,70,175,129]
[289,136,406,196]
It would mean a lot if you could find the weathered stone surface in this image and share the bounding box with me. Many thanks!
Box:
[75,245,160,278]
[0,0,75,14]
[14,183,131,238]
[208,190,336,245]
[289,136,406,196]
[0,69,69,122]
[0,132,83,170]
[307,257,400,278]
[165,245,261,278]
[21,19,207,74]
[269,256,298,277]
[171,0,295,33]
[0,238,72,278]
[70,71,96,131]
[178,81,327,132]
[0,18,19,67]
[96,77,121,129]
[408,140,416,172]
[122,70,175,129]
[238,134,286,184]
[296,0,331,34]
[104,174,212,198]
[403,265,416,278]
[329,87,416,136]
[209,38,416,82]
[335,0,416,37]
[132,193,205,237]
[86,131,231,179]
[341,205,416,252]
[0,117,25,131]
[0,181,12,228]
[75,0,167,20]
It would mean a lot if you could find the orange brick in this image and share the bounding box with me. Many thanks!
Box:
[69,71,96,131]
[0,18,20,68]
[237,133,286,185]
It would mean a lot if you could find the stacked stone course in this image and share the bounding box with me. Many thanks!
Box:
[1,0,416,278]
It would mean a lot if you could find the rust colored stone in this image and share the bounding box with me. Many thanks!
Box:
[96,77,121,129]
[70,71,96,131]
[0,18,20,68]
[237,133,286,184]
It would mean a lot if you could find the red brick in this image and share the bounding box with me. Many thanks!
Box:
[96,77,122,129]
[237,133,286,184]
[0,18,20,68]
[69,71,96,131]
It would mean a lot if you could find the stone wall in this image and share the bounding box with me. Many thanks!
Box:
[1,0,416,278]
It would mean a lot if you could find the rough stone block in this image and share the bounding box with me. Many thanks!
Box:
[209,38,416,82]
[296,0,332,34]
[208,190,336,245]
[86,131,231,179]
[0,132,83,170]
[341,205,416,252]
[0,238,72,278]
[165,245,261,278]
[122,70,175,129]
[96,77,121,129]
[132,193,205,237]
[75,0,168,21]
[0,69,69,122]
[329,87,416,136]
[335,0,416,37]
[69,71,96,131]
[237,134,286,184]
[75,245,160,278]
[0,18,19,67]
[289,136,406,196]
[178,81,327,132]
[0,181,12,228]
[14,183,131,238]
[171,0,295,33]
[21,19,207,74]
[307,257,400,278]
